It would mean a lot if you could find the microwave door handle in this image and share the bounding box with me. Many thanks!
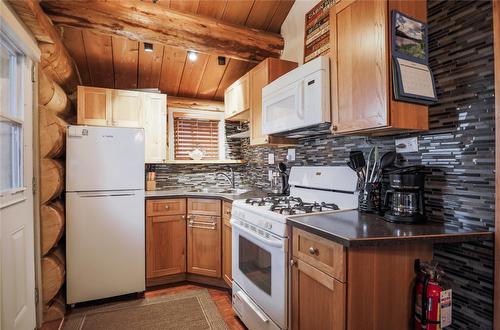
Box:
[297,81,305,119]
[230,220,283,248]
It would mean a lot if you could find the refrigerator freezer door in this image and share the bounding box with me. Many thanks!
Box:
[66,125,145,192]
[66,190,145,304]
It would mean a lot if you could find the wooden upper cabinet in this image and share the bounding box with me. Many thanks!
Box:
[77,86,111,126]
[143,93,167,163]
[111,89,143,128]
[330,0,428,135]
[249,58,298,146]
[77,86,167,163]
[224,73,250,121]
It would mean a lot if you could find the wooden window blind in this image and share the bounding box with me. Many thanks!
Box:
[173,115,220,160]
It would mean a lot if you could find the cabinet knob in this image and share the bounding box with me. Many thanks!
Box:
[181,215,185,219]
[164,204,169,209]
[308,247,318,255]
[331,125,338,132]
[289,259,296,267]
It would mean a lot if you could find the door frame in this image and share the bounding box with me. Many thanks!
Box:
[494,0,500,328]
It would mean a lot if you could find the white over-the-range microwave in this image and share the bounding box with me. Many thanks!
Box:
[262,56,331,138]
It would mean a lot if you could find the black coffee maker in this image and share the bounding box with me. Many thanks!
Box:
[383,166,425,223]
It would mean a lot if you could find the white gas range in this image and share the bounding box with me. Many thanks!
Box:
[231,166,358,330]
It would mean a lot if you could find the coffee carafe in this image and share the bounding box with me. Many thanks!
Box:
[384,169,425,223]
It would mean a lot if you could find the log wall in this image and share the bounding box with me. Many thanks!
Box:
[39,67,74,324]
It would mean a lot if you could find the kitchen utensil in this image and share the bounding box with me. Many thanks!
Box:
[369,146,379,183]
[372,151,396,182]
[277,162,290,195]
[349,151,366,172]
[364,147,375,189]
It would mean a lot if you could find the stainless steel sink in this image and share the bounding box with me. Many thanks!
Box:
[188,187,226,193]
[187,187,250,195]
[218,188,250,195]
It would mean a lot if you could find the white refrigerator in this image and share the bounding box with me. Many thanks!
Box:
[66,125,145,304]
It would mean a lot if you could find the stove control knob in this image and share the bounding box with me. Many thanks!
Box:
[265,222,272,230]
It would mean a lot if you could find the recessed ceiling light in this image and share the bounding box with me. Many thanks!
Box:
[218,56,226,65]
[188,51,198,62]
[144,43,154,52]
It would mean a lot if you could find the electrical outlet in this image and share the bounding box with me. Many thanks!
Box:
[395,137,419,153]
[268,153,275,165]
[287,148,296,161]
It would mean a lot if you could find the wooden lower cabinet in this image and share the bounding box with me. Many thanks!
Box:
[290,226,434,330]
[291,259,345,330]
[222,201,232,286]
[145,197,230,287]
[146,199,187,280]
[146,214,186,278]
[187,214,222,277]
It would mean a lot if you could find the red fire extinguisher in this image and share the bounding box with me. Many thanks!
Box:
[414,260,452,330]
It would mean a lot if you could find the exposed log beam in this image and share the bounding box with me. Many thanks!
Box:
[40,0,284,63]
[167,96,224,112]
[8,0,80,92]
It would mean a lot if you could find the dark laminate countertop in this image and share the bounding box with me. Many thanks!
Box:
[145,188,270,202]
[287,210,493,247]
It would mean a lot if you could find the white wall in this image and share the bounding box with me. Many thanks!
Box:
[280,0,317,65]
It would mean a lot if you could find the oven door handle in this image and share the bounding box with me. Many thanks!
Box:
[231,220,284,248]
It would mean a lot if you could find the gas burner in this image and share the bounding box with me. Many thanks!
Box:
[303,202,340,213]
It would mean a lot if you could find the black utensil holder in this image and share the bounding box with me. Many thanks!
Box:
[358,182,381,213]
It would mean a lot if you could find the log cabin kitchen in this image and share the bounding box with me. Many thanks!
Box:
[1,0,500,329]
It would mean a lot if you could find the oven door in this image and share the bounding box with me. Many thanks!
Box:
[231,219,287,329]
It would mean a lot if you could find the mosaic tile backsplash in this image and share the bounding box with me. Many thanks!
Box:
[153,0,495,327]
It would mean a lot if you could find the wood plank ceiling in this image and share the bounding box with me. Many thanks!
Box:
[58,0,294,101]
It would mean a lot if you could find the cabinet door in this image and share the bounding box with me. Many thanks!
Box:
[143,93,167,163]
[224,73,250,119]
[222,201,232,286]
[332,0,388,133]
[111,90,143,127]
[187,214,221,277]
[146,214,186,279]
[77,86,111,126]
[249,61,269,145]
[291,259,345,330]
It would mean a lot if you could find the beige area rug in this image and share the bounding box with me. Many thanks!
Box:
[63,289,229,330]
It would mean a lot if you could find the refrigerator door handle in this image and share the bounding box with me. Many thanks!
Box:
[110,193,135,197]
[79,194,110,198]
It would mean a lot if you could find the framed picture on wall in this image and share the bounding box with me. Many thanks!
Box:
[391,10,437,104]
[304,0,334,63]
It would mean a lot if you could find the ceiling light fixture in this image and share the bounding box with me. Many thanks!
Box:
[217,56,226,65]
[188,51,198,62]
[144,43,154,52]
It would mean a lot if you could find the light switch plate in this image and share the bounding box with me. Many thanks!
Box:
[395,137,419,153]
[268,153,275,165]
[268,169,273,181]
[287,148,296,161]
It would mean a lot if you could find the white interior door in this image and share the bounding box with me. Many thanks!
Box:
[0,47,36,329]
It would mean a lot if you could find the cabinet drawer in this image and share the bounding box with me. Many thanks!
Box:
[222,201,232,224]
[292,228,345,282]
[146,198,186,216]
[188,198,221,216]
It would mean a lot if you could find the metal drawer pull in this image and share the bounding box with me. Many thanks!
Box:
[309,247,319,255]
[189,220,216,226]
[188,223,216,230]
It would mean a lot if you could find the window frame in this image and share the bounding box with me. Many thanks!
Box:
[167,107,226,161]
[0,33,29,208]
